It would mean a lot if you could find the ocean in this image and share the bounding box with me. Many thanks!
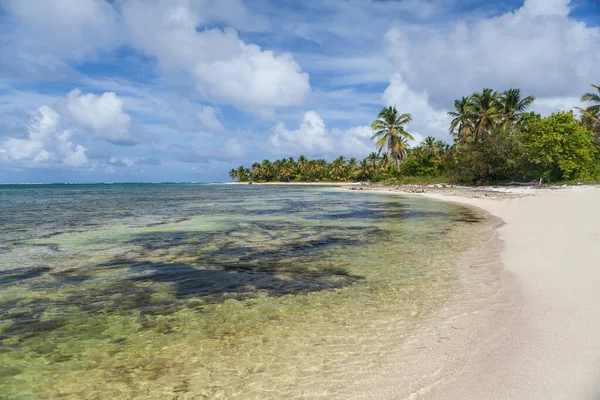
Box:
[0,184,489,399]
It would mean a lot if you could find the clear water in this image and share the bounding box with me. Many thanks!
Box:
[0,184,487,399]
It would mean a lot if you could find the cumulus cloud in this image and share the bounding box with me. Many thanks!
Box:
[122,0,310,115]
[197,106,225,132]
[5,0,122,60]
[382,74,449,142]
[0,89,135,168]
[59,89,132,144]
[3,0,310,116]
[380,0,600,142]
[269,111,373,158]
[384,0,600,105]
[0,105,89,167]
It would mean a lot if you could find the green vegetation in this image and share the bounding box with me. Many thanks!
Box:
[230,86,600,185]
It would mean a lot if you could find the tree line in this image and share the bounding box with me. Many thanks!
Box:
[230,84,600,184]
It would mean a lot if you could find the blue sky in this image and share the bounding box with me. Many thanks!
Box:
[0,0,599,183]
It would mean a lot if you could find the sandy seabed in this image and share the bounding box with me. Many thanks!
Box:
[352,185,600,400]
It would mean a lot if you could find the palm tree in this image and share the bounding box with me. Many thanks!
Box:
[378,153,390,170]
[354,159,372,181]
[347,157,358,170]
[229,168,237,180]
[330,156,347,180]
[371,106,414,167]
[578,84,600,122]
[366,152,379,169]
[279,163,294,182]
[261,159,273,181]
[422,136,437,157]
[251,162,261,181]
[499,88,535,125]
[236,166,250,182]
[470,89,502,141]
[448,96,474,143]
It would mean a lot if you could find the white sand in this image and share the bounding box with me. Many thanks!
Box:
[407,186,600,399]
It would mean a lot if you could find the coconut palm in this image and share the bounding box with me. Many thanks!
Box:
[354,159,372,181]
[236,166,250,181]
[229,168,237,180]
[279,163,294,182]
[366,152,379,169]
[470,89,502,141]
[330,156,347,180]
[251,162,261,180]
[261,159,273,181]
[578,84,600,122]
[422,136,438,157]
[371,106,414,167]
[448,96,474,143]
[347,157,358,170]
[378,153,391,170]
[499,88,535,125]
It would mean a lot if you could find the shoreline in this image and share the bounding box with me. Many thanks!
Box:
[353,185,600,399]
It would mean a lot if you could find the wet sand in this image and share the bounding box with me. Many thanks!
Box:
[357,185,600,399]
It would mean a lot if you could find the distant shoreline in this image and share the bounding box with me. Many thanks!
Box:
[224,181,363,186]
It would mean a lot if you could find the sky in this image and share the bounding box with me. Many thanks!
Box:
[0,0,599,183]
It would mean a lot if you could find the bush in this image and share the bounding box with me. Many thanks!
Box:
[515,112,597,181]
[447,129,517,184]
[446,112,598,184]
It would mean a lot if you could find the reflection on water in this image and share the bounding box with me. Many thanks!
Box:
[0,184,487,399]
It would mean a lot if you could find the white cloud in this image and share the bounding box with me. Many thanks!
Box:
[57,131,89,167]
[5,0,121,60]
[384,0,600,106]
[59,89,132,143]
[0,89,135,168]
[197,106,225,132]
[534,96,582,116]
[523,0,571,17]
[29,105,61,141]
[1,138,49,162]
[382,74,450,143]
[121,1,310,115]
[379,0,600,144]
[0,106,89,167]
[4,0,309,116]
[269,111,374,158]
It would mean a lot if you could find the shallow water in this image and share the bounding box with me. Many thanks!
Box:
[0,184,487,399]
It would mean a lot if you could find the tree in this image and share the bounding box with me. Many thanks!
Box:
[448,96,474,143]
[261,159,273,181]
[236,166,250,182]
[347,157,358,170]
[516,112,597,181]
[354,159,372,181]
[228,168,237,180]
[251,162,261,181]
[499,88,535,125]
[279,162,294,182]
[422,136,438,157]
[579,84,600,119]
[330,156,347,180]
[366,152,379,169]
[577,84,600,141]
[470,89,502,141]
[371,106,414,167]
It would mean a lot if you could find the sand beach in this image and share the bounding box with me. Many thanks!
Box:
[355,185,600,399]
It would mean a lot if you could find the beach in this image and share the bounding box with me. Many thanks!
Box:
[354,184,600,399]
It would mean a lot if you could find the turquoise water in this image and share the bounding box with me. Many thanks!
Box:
[0,184,486,399]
